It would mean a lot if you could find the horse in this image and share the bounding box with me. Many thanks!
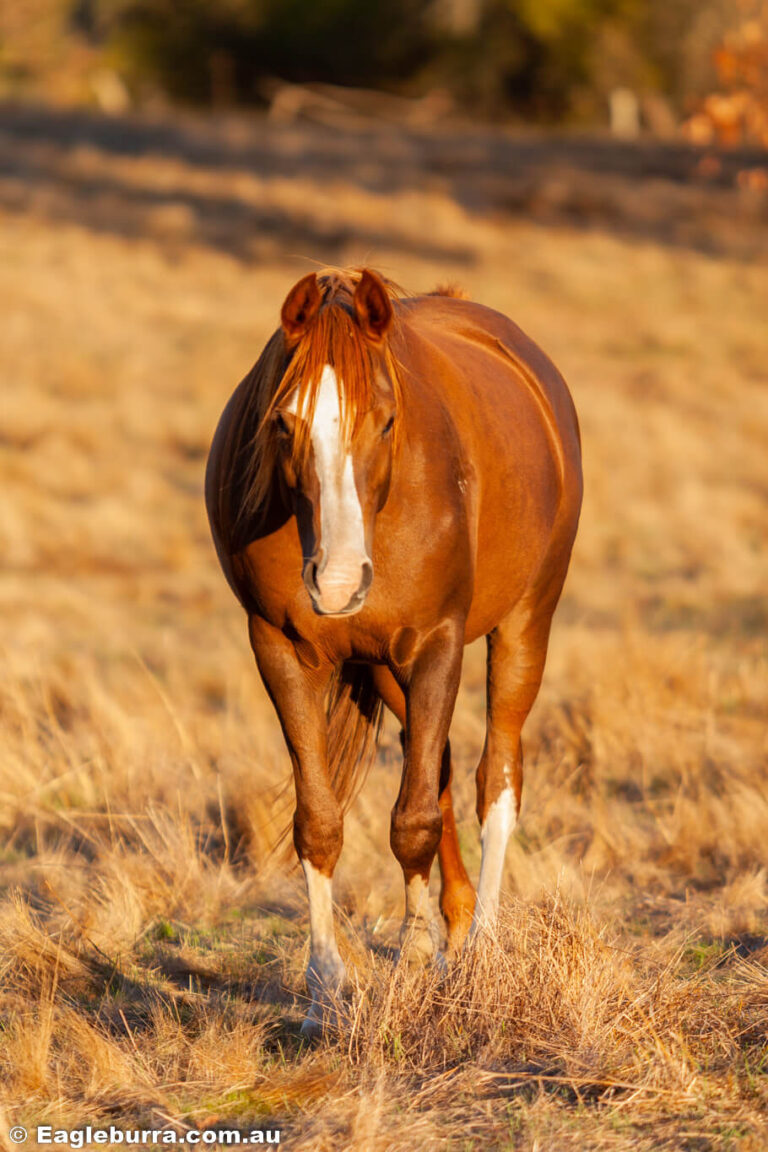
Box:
[205,268,582,1034]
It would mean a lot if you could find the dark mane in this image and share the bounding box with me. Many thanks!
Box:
[218,269,403,550]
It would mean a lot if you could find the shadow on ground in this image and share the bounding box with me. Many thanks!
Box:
[1,101,768,263]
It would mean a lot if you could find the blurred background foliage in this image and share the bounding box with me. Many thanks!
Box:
[0,0,765,128]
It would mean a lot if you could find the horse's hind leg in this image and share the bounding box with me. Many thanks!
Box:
[472,606,554,932]
[437,748,476,953]
[372,663,475,955]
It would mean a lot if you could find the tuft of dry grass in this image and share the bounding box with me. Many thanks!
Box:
[1,106,767,1148]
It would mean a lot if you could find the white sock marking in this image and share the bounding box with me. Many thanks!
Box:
[404,873,432,923]
[473,784,518,930]
[301,859,345,991]
[400,873,436,962]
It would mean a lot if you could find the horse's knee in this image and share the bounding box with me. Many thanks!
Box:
[294,796,343,872]
[390,805,442,875]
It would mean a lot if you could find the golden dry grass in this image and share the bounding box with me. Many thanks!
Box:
[0,108,767,1150]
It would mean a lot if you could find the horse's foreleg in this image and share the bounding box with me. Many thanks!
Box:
[472,608,552,933]
[248,616,341,1035]
[388,620,464,965]
[372,665,475,955]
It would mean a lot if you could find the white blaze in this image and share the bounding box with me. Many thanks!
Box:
[292,364,368,612]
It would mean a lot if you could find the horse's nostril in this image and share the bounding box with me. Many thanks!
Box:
[303,559,321,598]
[303,552,373,614]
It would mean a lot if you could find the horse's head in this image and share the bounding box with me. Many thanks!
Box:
[269,270,398,616]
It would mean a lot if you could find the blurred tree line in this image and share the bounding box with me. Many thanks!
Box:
[0,0,756,125]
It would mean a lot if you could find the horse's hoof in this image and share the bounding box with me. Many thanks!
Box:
[433,948,449,974]
[300,998,342,1039]
[302,952,346,1039]
[299,1012,324,1041]
[443,904,475,958]
[398,916,440,968]
[400,945,432,968]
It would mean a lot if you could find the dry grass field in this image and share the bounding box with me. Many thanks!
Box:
[1,105,767,1150]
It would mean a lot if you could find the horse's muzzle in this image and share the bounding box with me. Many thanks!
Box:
[303,556,373,616]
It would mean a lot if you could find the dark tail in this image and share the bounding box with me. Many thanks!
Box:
[265,664,384,867]
[325,663,384,813]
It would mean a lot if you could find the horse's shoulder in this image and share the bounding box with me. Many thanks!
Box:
[394,293,580,465]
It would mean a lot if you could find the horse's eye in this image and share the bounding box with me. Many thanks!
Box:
[382,415,395,438]
[274,412,292,438]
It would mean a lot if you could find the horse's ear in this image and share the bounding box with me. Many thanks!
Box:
[281,273,322,342]
[353,269,393,342]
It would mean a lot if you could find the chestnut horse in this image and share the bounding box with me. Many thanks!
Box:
[206,268,582,1033]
